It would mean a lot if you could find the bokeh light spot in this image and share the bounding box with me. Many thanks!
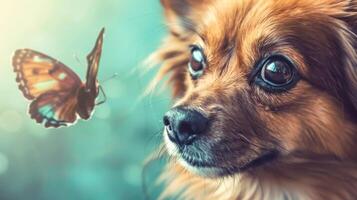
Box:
[0,110,23,133]
[123,164,141,186]
[0,153,9,175]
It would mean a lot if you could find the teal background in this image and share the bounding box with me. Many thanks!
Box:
[0,0,170,199]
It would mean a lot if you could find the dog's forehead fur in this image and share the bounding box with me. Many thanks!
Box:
[194,0,350,73]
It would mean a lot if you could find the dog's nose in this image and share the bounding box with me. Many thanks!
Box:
[163,106,208,146]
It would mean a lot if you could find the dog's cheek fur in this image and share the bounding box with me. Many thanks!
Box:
[259,90,357,158]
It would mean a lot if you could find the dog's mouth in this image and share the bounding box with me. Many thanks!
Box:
[181,149,278,177]
[164,131,279,177]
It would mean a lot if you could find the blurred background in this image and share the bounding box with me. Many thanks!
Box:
[0,0,170,199]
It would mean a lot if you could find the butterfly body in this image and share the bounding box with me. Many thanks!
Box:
[76,83,99,120]
[12,28,105,128]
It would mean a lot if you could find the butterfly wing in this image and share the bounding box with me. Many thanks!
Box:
[13,49,82,100]
[73,28,105,120]
[29,91,79,128]
[85,28,104,92]
[12,49,83,127]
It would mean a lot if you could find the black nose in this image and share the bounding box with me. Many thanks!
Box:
[163,106,209,146]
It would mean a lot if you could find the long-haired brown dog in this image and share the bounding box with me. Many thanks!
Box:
[148,0,357,199]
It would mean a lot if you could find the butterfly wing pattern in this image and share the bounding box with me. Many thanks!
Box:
[13,49,82,128]
[29,91,79,127]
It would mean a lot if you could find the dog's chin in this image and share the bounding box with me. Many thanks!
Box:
[164,132,229,178]
[177,158,228,178]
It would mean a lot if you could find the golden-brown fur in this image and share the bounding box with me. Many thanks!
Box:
[149,0,357,199]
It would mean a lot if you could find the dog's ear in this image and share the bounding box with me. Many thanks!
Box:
[338,1,357,113]
[147,0,205,98]
[160,0,205,38]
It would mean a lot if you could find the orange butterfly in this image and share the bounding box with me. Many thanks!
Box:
[12,28,105,128]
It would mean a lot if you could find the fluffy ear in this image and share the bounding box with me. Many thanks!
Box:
[343,35,357,112]
[339,1,357,113]
[146,0,204,98]
[160,0,206,38]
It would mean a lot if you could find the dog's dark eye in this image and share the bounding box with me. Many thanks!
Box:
[253,55,299,92]
[188,45,206,79]
[262,60,293,86]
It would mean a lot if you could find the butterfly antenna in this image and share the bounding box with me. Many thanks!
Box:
[100,73,119,84]
[95,73,118,106]
[96,85,107,106]
[73,54,84,66]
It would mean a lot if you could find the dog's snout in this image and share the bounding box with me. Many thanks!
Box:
[163,106,208,146]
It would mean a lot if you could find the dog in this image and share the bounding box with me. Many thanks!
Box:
[148,0,357,199]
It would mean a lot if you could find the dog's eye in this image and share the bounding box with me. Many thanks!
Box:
[188,45,206,79]
[253,55,299,92]
[262,59,293,86]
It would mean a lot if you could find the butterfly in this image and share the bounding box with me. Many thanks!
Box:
[12,28,106,128]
